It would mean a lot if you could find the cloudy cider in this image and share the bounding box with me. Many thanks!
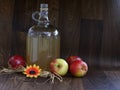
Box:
[26,4,60,70]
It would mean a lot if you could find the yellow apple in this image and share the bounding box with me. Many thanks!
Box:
[50,58,68,76]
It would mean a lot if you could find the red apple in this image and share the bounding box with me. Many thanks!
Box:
[50,58,68,76]
[8,55,26,69]
[70,60,88,77]
[67,56,82,65]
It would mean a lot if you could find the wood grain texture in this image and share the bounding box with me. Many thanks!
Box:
[82,71,117,90]
[0,0,14,66]
[100,0,120,68]
[79,19,103,68]
[104,71,120,90]
[0,73,84,90]
[0,71,120,90]
[81,0,103,20]
[59,0,120,68]
[11,0,38,57]
[0,0,119,68]
[0,0,119,90]
[59,0,81,58]
[48,0,59,27]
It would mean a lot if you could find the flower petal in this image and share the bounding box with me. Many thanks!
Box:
[23,64,42,78]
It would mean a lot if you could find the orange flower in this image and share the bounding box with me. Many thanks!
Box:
[23,64,41,78]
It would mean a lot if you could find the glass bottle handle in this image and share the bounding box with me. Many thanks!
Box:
[32,11,40,22]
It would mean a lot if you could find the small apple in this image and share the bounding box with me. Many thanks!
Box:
[8,55,26,69]
[50,58,68,76]
[67,56,82,65]
[70,60,88,77]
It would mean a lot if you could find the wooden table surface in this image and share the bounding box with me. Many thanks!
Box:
[0,70,120,90]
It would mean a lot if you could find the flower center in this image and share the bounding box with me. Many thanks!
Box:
[29,70,36,75]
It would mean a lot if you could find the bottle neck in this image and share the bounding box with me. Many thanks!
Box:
[38,7,49,27]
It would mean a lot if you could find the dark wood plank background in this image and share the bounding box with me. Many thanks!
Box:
[0,0,119,69]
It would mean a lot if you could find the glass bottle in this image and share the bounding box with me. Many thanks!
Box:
[26,4,60,70]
